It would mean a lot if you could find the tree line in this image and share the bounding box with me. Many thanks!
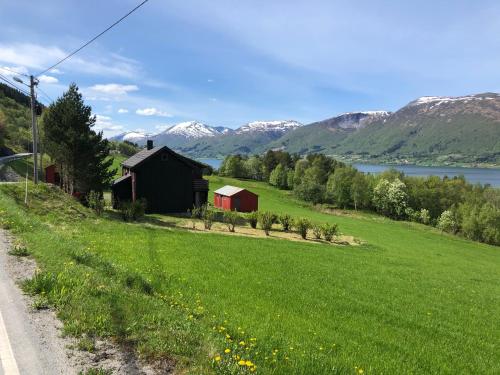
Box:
[219,151,500,246]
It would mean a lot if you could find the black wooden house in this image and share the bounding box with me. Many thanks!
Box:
[112,141,209,213]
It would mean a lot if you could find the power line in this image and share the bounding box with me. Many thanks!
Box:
[0,73,31,96]
[0,66,29,78]
[37,86,54,103]
[37,0,149,77]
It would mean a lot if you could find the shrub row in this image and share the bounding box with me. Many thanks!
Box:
[188,206,340,242]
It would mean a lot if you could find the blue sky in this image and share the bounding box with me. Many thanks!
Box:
[1,0,500,137]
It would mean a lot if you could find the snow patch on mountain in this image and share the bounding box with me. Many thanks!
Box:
[236,120,302,134]
[410,94,500,108]
[158,121,231,138]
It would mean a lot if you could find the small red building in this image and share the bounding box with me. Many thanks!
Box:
[45,164,61,186]
[213,185,258,212]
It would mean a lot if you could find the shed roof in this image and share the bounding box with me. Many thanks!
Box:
[112,174,131,185]
[214,185,249,197]
[121,145,208,170]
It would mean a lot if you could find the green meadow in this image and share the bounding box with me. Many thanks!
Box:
[0,176,498,374]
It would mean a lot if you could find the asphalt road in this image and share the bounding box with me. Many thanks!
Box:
[0,230,74,375]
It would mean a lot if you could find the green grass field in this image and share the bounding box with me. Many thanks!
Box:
[0,177,498,374]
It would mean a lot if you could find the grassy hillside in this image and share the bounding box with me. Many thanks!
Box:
[267,123,353,155]
[0,179,498,374]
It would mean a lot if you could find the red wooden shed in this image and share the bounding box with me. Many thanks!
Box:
[45,164,61,186]
[213,185,258,212]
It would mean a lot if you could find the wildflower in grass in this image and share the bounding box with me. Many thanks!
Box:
[215,355,221,362]
[238,360,246,366]
[358,369,364,374]
[239,341,245,346]
[245,360,253,366]
[224,348,231,354]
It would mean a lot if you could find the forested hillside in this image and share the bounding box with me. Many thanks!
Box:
[0,82,33,155]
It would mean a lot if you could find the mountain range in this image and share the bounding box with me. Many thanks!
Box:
[111,93,500,165]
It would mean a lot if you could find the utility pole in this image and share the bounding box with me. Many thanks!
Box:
[29,75,39,184]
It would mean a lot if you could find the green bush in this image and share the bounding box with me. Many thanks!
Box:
[312,224,322,239]
[279,214,293,232]
[201,204,217,230]
[321,223,338,242]
[119,199,147,221]
[223,210,239,232]
[295,218,311,239]
[259,211,274,236]
[87,190,105,216]
[247,211,259,229]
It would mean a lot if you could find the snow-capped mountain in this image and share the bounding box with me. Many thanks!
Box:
[236,120,302,134]
[110,131,151,144]
[161,121,230,138]
[150,121,232,148]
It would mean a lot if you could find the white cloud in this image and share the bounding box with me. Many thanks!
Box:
[0,65,29,77]
[118,108,129,114]
[0,43,141,78]
[207,79,214,83]
[50,68,62,74]
[136,107,172,117]
[94,114,124,138]
[38,75,58,84]
[89,83,138,95]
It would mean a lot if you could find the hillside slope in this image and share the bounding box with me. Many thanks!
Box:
[334,93,500,164]
[267,111,390,154]
[0,180,499,374]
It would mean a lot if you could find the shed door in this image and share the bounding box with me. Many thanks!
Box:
[234,196,241,211]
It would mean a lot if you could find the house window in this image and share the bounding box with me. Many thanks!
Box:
[161,153,168,161]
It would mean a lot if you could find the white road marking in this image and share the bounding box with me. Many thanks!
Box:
[0,308,20,375]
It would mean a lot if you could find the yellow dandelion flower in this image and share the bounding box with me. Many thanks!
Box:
[238,360,246,366]
[239,341,245,346]
[245,360,253,367]
[214,356,221,362]
[224,348,231,354]
[358,370,364,374]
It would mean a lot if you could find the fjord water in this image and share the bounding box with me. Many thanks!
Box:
[353,163,500,187]
[199,158,500,187]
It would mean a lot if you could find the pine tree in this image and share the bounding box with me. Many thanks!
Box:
[42,83,115,194]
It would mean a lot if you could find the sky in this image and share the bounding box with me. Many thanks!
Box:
[1,0,500,137]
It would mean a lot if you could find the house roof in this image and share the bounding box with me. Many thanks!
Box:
[214,185,249,197]
[112,174,131,185]
[121,145,208,170]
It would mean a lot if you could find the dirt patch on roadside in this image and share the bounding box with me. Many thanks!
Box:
[1,230,171,375]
